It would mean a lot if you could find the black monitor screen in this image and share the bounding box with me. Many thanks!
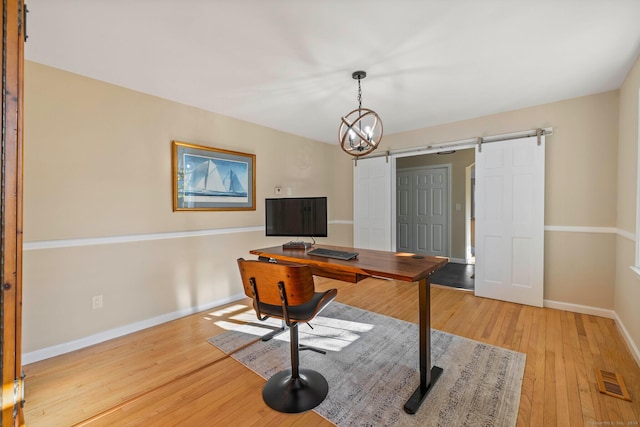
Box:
[265,197,328,237]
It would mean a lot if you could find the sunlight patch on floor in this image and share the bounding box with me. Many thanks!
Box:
[207,304,249,317]
[212,309,375,352]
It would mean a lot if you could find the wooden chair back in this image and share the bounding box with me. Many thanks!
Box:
[237,258,316,307]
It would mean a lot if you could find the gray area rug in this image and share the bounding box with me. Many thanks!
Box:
[208,302,525,426]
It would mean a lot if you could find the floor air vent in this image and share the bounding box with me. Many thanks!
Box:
[596,369,631,401]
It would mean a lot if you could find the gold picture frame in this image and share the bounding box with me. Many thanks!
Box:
[172,141,256,211]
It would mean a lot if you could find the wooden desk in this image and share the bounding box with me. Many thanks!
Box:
[249,244,448,414]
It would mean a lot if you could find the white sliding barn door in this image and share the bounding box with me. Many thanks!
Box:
[474,136,545,307]
[353,157,392,250]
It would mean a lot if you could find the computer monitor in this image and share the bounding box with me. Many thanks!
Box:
[265,196,328,238]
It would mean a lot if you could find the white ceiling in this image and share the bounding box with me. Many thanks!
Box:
[25,0,640,144]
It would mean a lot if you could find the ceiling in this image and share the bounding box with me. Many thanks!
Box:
[25,1,640,145]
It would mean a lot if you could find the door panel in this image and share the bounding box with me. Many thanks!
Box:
[484,235,503,283]
[432,188,444,216]
[416,223,428,252]
[475,136,545,307]
[396,172,412,252]
[422,167,448,257]
[396,165,449,257]
[432,224,444,252]
[354,157,392,250]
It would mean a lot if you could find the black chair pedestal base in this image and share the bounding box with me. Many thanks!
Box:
[262,368,329,413]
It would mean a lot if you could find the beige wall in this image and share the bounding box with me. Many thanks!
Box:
[25,58,637,360]
[24,63,346,240]
[616,51,640,355]
[382,91,620,227]
[23,62,352,354]
[397,150,475,260]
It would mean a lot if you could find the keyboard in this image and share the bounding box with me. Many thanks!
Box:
[307,248,359,260]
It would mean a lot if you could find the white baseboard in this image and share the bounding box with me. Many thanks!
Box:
[449,258,467,264]
[25,293,640,370]
[22,293,246,365]
[544,299,640,368]
[614,312,640,368]
[543,299,615,319]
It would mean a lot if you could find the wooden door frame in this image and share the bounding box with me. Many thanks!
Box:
[2,0,25,424]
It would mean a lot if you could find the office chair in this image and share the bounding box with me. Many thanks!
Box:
[237,258,337,413]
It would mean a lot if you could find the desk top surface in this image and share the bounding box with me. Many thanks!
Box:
[249,244,448,283]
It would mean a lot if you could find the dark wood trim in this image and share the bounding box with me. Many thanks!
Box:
[2,0,25,424]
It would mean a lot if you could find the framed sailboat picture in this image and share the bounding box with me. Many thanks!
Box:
[172,141,256,211]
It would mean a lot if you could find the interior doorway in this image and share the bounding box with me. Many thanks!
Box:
[395,149,475,290]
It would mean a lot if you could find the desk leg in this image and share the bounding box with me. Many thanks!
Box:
[403,277,443,414]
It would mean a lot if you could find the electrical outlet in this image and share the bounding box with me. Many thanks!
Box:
[92,295,103,310]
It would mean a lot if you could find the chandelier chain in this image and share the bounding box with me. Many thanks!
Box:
[357,78,362,110]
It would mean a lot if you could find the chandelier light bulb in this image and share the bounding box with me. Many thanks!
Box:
[364,126,372,140]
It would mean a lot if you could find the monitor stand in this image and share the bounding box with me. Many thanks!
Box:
[282,241,312,250]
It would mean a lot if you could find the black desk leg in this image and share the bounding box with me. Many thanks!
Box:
[404,277,443,414]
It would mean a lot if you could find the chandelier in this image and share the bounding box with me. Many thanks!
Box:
[338,71,383,156]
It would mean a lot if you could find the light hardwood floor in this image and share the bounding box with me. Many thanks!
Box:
[24,278,640,426]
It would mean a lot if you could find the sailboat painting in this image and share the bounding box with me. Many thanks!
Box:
[184,155,247,198]
[173,141,256,211]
